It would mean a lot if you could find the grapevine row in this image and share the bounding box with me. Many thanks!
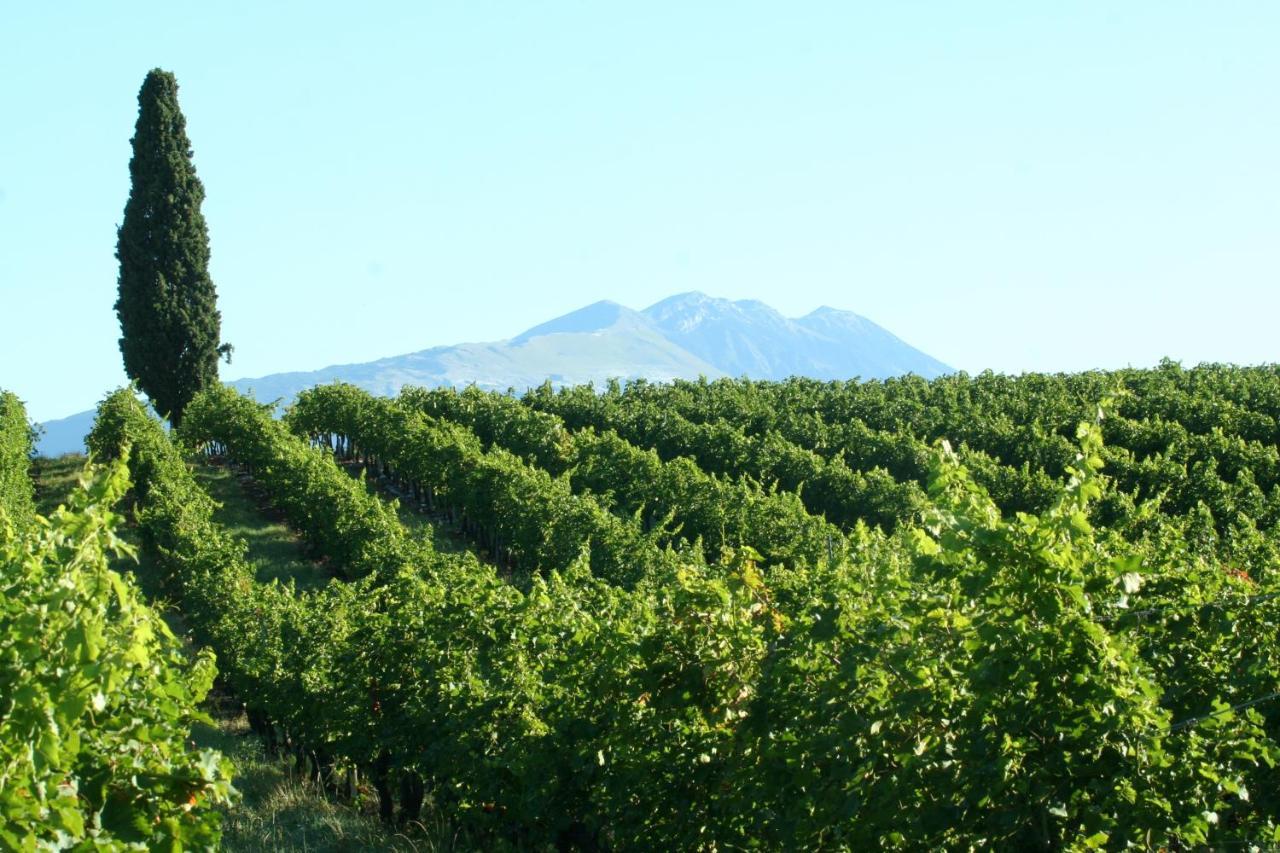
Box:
[177,388,417,581]
[527,372,1280,559]
[98,384,1280,847]
[1,391,233,848]
[0,390,35,529]
[391,384,850,567]
[280,383,687,587]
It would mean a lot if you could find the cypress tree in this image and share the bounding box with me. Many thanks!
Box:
[115,68,229,426]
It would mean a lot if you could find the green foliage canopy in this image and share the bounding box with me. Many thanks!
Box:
[0,391,35,532]
[114,68,228,427]
[0,452,234,848]
[93,380,1280,848]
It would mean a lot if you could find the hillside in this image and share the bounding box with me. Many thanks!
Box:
[75,367,1280,848]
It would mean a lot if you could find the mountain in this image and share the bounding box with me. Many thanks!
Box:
[34,292,950,456]
[35,409,98,457]
[227,300,726,404]
[644,292,951,380]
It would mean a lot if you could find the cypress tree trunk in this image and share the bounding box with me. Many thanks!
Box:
[372,752,395,825]
[398,772,425,827]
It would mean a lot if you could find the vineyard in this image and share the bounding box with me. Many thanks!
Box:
[5,363,1280,848]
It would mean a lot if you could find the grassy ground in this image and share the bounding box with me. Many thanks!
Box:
[191,710,427,852]
[30,453,89,516]
[195,464,332,591]
[32,454,427,852]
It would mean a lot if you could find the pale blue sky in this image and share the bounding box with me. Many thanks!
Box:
[2,2,1278,421]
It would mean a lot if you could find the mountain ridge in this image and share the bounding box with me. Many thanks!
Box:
[642,292,950,381]
[35,292,951,455]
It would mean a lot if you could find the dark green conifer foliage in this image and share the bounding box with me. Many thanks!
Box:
[115,68,228,426]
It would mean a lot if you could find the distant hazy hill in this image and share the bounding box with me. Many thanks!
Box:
[35,409,99,458]
[227,299,727,404]
[36,291,950,455]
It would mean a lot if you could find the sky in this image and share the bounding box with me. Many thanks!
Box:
[2,2,1278,422]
